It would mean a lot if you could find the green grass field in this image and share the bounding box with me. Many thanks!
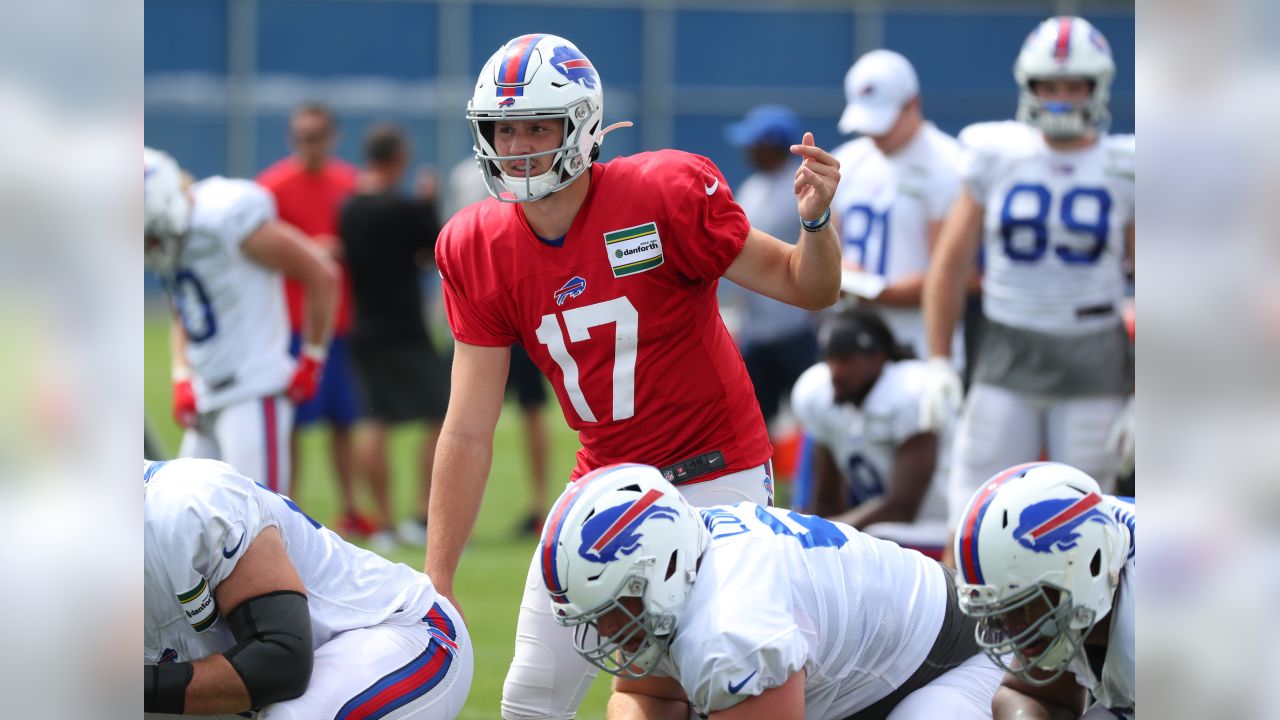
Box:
[145,314,614,718]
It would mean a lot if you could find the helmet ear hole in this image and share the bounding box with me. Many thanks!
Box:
[1001,509,1009,528]
[1090,549,1102,577]
[478,121,495,148]
[664,551,678,581]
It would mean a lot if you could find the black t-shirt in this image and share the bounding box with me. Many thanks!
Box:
[339,191,441,341]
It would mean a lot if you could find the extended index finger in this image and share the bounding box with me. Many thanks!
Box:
[790,140,837,167]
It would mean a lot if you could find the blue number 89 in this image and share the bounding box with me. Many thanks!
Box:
[999,183,1111,265]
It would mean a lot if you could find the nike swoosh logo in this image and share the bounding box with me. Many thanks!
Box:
[222,532,245,559]
[728,670,756,694]
[704,178,719,195]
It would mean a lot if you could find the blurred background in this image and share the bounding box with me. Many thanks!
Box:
[144,0,1135,185]
[140,1,1140,718]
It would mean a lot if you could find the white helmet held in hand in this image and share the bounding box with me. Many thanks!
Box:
[143,147,190,271]
[1014,16,1115,138]
[954,462,1130,686]
[539,463,706,678]
[467,33,609,203]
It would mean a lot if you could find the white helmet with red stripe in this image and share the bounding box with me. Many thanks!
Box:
[143,146,191,271]
[1014,16,1115,138]
[467,33,608,202]
[954,462,1128,685]
[538,463,706,678]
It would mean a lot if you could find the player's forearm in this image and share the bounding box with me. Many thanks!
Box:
[874,273,926,307]
[789,223,842,310]
[423,428,494,592]
[182,654,253,715]
[299,264,338,348]
[169,314,190,376]
[832,496,913,529]
[922,248,968,358]
[607,690,690,720]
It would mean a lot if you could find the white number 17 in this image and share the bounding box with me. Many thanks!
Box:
[534,296,638,423]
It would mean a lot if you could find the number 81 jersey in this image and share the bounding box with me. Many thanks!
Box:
[436,150,771,480]
[962,121,1135,334]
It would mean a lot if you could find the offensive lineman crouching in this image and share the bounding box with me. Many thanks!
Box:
[144,458,472,718]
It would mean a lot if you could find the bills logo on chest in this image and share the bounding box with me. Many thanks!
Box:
[604,222,664,278]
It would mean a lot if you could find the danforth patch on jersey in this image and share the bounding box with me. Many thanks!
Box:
[177,576,218,632]
[604,222,664,278]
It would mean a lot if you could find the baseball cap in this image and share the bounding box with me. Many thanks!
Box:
[838,50,919,136]
[725,104,802,148]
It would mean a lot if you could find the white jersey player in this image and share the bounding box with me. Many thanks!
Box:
[145,147,337,493]
[919,17,1136,532]
[143,457,472,718]
[830,50,966,363]
[791,308,950,557]
[954,462,1134,719]
[538,464,1001,719]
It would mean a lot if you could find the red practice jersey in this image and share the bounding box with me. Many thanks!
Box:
[437,150,772,481]
[257,157,358,334]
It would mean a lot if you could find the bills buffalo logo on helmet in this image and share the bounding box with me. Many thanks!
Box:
[1013,493,1108,553]
[550,45,597,89]
[498,97,516,107]
[578,490,678,564]
[554,276,587,306]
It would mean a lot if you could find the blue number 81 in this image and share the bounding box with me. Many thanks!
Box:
[999,183,1111,265]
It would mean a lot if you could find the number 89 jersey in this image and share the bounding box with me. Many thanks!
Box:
[961,121,1135,334]
[437,150,771,480]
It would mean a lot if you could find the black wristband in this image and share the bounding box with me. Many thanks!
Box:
[145,661,193,714]
[800,208,831,232]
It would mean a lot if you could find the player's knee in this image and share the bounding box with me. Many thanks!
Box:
[224,591,314,708]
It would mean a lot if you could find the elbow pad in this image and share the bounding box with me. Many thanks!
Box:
[223,590,314,708]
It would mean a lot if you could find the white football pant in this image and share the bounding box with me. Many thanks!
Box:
[179,395,293,495]
[946,382,1126,529]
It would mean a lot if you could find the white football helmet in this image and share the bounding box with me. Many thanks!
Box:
[1014,16,1115,138]
[143,146,190,271]
[539,463,706,678]
[467,33,608,202]
[954,462,1129,686]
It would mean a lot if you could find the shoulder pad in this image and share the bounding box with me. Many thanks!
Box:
[958,120,1038,155]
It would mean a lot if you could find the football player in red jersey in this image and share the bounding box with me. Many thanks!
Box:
[424,34,841,719]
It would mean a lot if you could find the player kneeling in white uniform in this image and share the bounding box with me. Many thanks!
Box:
[143,458,473,719]
[538,463,1001,719]
[954,462,1135,719]
[791,307,951,558]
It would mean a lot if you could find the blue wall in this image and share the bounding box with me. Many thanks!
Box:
[145,1,1134,188]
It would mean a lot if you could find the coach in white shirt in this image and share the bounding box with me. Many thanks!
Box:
[831,50,968,367]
